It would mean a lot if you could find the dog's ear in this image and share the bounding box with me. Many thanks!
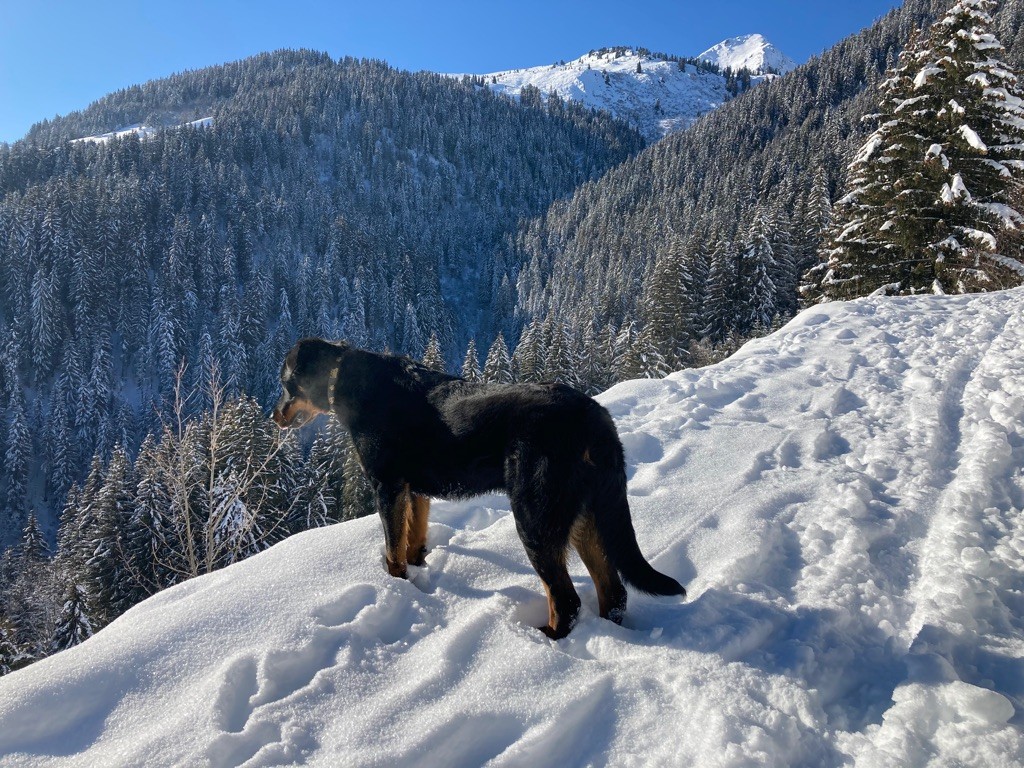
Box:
[291,338,343,379]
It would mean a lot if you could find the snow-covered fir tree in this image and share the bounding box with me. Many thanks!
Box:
[640,237,694,370]
[50,581,92,654]
[421,332,446,373]
[805,0,1024,300]
[461,339,482,382]
[482,334,514,384]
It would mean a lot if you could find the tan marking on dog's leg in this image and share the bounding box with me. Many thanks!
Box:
[534,548,580,639]
[582,447,596,466]
[385,486,411,578]
[406,494,430,566]
[573,517,627,623]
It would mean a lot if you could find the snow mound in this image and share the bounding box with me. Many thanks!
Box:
[3,290,1024,766]
[698,33,798,75]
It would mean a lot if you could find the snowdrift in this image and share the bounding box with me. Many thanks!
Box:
[2,291,1024,767]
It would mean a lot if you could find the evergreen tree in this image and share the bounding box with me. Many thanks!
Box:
[618,323,670,380]
[641,236,694,369]
[50,580,93,653]
[740,214,778,330]
[340,431,374,521]
[512,319,544,383]
[702,240,738,343]
[421,332,446,373]
[4,386,30,535]
[0,612,26,676]
[461,339,482,382]
[805,0,1024,300]
[482,333,514,384]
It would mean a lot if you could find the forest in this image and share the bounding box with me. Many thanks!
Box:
[3,0,1024,673]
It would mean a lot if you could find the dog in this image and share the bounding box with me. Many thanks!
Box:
[273,337,685,638]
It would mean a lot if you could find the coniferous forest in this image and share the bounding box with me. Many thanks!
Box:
[3,0,1024,673]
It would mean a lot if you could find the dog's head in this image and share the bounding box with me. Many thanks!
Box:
[272,338,343,430]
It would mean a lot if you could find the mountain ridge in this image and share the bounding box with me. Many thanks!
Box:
[455,35,793,142]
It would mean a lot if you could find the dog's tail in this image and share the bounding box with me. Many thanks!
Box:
[586,409,686,598]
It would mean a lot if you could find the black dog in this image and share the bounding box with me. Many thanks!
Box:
[273,338,685,638]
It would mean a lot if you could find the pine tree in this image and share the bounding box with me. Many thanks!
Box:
[340,431,374,521]
[641,237,694,370]
[19,514,47,563]
[4,386,30,533]
[461,339,482,382]
[618,323,669,380]
[421,332,446,373]
[482,333,514,384]
[0,612,27,676]
[512,319,543,383]
[50,580,93,653]
[702,240,738,343]
[805,0,1024,300]
[740,214,778,330]
[85,447,134,627]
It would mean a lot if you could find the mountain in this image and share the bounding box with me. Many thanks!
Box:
[457,44,780,143]
[0,51,644,543]
[697,33,798,75]
[511,0,1024,341]
[2,289,1023,765]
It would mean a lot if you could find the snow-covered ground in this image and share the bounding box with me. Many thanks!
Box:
[2,290,1024,767]
[697,34,797,75]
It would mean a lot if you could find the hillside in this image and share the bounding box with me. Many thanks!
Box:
[0,51,644,542]
[2,289,1022,766]
[513,0,1024,336]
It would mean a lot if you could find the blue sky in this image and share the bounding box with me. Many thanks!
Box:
[0,0,902,143]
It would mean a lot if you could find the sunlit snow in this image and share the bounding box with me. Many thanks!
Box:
[2,290,1023,767]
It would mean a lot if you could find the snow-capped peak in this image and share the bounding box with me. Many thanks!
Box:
[698,33,797,75]
[455,48,735,142]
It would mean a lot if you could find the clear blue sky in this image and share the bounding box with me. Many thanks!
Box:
[0,0,903,143]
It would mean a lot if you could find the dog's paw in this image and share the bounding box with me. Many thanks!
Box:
[385,559,408,579]
[537,624,571,640]
[406,545,427,567]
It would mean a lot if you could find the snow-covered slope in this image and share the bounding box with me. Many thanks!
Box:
[3,290,1024,766]
[698,33,798,75]
[459,49,733,142]
[70,116,213,144]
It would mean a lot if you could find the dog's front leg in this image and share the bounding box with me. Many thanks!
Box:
[376,482,411,579]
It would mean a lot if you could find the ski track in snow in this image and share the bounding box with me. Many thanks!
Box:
[2,291,1024,766]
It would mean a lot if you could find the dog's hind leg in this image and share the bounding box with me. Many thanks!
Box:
[572,516,627,624]
[376,482,411,578]
[507,444,581,638]
[525,546,580,640]
[406,494,430,567]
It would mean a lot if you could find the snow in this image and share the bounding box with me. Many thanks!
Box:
[3,290,1024,766]
[71,116,213,145]
[454,49,732,143]
[941,173,971,203]
[697,34,798,76]
[452,37,794,143]
[960,124,989,152]
[914,66,945,89]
